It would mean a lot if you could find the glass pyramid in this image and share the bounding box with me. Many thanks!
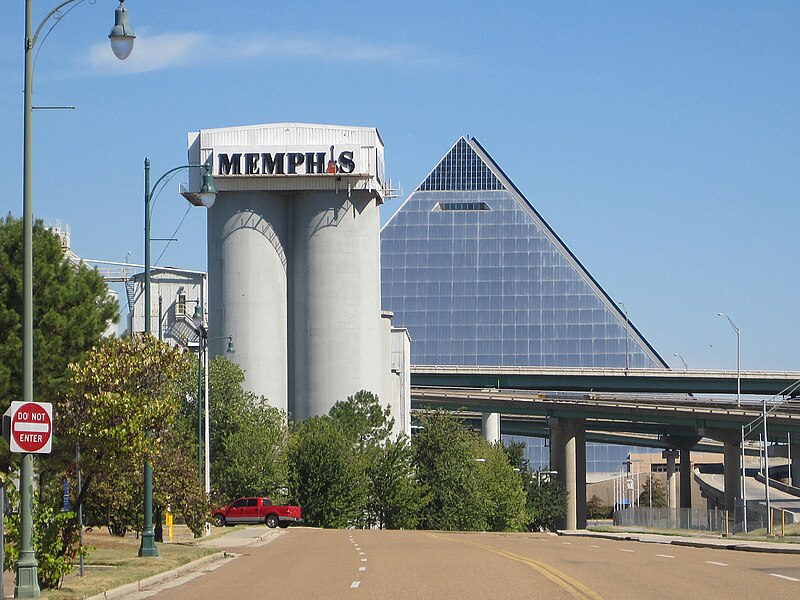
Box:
[381,136,667,369]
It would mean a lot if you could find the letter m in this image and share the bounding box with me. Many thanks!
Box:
[218,153,242,175]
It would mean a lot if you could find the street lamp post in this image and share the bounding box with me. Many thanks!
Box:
[717,313,741,407]
[763,398,772,534]
[190,304,234,514]
[141,159,215,556]
[618,301,629,371]
[20,1,134,595]
[673,353,688,370]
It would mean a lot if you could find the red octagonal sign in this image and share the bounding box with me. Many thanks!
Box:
[9,401,52,454]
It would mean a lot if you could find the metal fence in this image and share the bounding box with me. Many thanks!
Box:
[613,507,728,533]
[613,504,794,535]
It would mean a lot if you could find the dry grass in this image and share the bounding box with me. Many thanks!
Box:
[2,525,235,600]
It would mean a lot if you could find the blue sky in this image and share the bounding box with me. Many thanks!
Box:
[1,1,798,371]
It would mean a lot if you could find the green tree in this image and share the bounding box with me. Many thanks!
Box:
[473,440,527,532]
[412,411,487,531]
[365,435,427,529]
[2,476,88,590]
[587,494,611,519]
[329,390,394,450]
[215,401,289,502]
[639,476,667,508]
[60,336,200,536]
[0,215,118,469]
[524,474,568,531]
[202,356,289,504]
[287,416,365,528]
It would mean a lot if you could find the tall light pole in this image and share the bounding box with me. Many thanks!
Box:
[618,301,629,371]
[717,313,741,407]
[762,396,771,534]
[20,2,134,595]
[141,159,215,556]
[190,304,233,510]
[673,353,688,370]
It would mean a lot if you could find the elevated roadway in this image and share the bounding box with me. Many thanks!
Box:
[411,365,800,397]
[411,387,800,440]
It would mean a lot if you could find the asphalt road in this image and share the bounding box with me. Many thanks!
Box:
[148,527,800,599]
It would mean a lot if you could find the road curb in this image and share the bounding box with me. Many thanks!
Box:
[558,530,800,555]
[84,551,228,600]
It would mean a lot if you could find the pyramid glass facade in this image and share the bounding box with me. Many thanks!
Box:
[380,137,667,472]
[381,137,665,370]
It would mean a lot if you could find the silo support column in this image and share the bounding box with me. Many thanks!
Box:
[482,413,501,445]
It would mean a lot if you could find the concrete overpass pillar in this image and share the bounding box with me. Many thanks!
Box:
[482,413,500,445]
[679,449,692,509]
[564,423,578,530]
[548,418,586,530]
[723,439,741,513]
[791,434,800,488]
[662,449,679,509]
[576,422,587,529]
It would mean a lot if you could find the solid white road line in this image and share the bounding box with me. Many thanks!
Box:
[770,574,800,582]
[705,561,728,567]
[351,581,360,589]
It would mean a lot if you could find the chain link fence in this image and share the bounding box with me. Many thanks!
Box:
[613,507,727,533]
[613,503,794,535]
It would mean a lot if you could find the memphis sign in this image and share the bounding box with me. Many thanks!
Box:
[215,145,357,177]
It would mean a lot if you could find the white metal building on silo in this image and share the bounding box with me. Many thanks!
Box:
[185,123,408,431]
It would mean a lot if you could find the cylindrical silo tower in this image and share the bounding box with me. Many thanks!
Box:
[207,191,289,411]
[290,190,383,422]
[186,123,386,421]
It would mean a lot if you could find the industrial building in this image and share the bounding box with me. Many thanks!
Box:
[183,123,411,435]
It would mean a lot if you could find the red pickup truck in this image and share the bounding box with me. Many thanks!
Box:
[212,497,302,529]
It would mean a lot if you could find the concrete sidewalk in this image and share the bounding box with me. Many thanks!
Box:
[559,529,800,554]
[199,525,285,549]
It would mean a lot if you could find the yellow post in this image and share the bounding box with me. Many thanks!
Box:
[782,509,785,537]
[166,506,174,543]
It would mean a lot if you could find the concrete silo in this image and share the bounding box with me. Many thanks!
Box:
[186,123,388,422]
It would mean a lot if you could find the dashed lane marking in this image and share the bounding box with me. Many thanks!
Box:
[359,567,366,572]
[361,558,367,562]
[656,554,675,559]
[705,561,728,567]
[589,545,600,548]
[619,549,635,553]
[770,574,800,582]
[562,541,572,545]
[351,581,360,589]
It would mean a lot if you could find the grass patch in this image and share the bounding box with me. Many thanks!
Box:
[31,526,222,600]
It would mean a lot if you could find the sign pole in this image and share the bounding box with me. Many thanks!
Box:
[16,453,39,598]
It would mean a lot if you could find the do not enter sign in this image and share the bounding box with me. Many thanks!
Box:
[5,401,53,454]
